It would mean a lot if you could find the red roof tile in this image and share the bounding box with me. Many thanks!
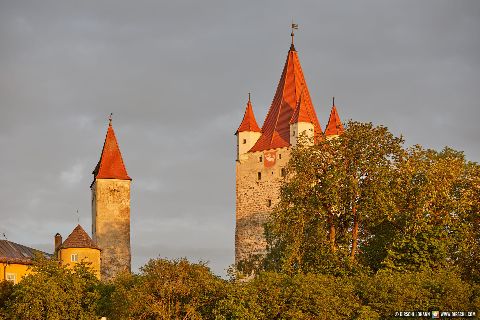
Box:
[93,122,131,180]
[249,43,322,152]
[60,225,99,250]
[236,98,261,134]
[325,103,344,136]
[289,89,318,124]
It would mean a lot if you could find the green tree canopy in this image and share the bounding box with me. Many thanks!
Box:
[261,121,480,280]
[3,256,100,320]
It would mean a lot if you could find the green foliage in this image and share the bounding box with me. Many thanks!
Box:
[3,256,101,320]
[1,257,478,319]
[383,147,480,276]
[356,268,479,318]
[104,258,227,319]
[215,272,360,320]
[0,281,13,319]
[262,121,404,275]
[258,121,480,282]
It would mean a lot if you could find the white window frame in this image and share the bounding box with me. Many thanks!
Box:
[71,253,78,262]
[6,273,16,284]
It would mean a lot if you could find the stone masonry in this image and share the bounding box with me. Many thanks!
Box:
[235,147,290,263]
[91,178,131,280]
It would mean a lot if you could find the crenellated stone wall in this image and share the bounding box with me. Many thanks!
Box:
[91,178,131,280]
[235,147,290,263]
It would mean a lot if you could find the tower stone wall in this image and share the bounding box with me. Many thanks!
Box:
[92,178,131,280]
[235,147,290,263]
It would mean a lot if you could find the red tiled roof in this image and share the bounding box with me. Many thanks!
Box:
[236,98,261,134]
[93,122,131,181]
[289,89,318,124]
[60,225,99,250]
[0,240,50,264]
[250,44,322,152]
[325,103,344,136]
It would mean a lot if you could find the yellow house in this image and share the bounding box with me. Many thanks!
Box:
[57,224,101,279]
[0,240,49,284]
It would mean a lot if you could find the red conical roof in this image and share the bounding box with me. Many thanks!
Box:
[250,43,322,152]
[93,122,131,180]
[236,98,261,134]
[289,90,318,124]
[325,102,344,136]
[60,225,99,250]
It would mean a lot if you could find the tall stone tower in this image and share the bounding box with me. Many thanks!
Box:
[235,34,344,264]
[91,119,131,280]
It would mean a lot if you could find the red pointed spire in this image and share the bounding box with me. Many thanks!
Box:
[325,97,344,136]
[250,39,322,152]
[289,89,317,124]
[236,94,261,134]
[93,120,131,180]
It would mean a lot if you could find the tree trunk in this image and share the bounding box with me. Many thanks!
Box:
[328,213,336,252]
[350,205,358,261]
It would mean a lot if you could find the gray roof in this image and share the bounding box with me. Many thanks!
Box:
[0,240,51,264]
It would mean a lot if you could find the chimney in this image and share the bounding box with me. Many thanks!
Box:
[54,233,62,255]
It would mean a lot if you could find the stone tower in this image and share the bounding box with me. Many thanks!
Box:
[235,35,344,264]
[91,119,131,280]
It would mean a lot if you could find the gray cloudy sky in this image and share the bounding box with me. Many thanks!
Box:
[1,0,479,277]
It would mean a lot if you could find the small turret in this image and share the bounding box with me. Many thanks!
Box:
[235,94,261,160]
[289,92,315,147]
[325,97,344,139]
[58,225,101,279]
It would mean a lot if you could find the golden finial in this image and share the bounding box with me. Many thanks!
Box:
[333,96,335,106]
[248,92,251,102]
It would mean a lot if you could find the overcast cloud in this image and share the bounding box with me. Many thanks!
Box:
[0,0,479,277]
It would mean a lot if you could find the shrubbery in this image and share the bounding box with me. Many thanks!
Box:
[1,261,478,319]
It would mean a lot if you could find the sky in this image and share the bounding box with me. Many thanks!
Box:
[0,0,479,277]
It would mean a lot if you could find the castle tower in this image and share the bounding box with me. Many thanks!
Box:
[235,34,326,264]
[91,119,131,280]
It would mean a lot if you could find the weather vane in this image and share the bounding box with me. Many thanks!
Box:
[291,21,298,48]
[109,113,113,125]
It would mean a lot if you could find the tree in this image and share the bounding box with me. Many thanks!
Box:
[383,147,480,275]
[356,268,480,317]
[0,281,14,320]
[105,258,227,319]
[263,121,404,274]
[4,256,101,320]
[214,272,360,320]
